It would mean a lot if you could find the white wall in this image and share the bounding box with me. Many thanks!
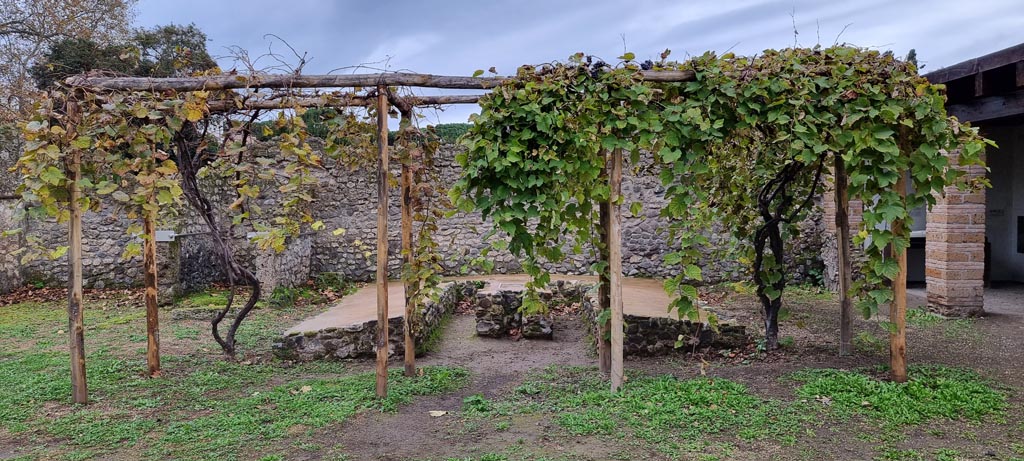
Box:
[984,122,1024,282]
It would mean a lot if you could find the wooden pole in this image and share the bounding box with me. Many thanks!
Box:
[375,86,390,398]
[890,172,908,382]
[66,100,88,404]
[608,148,625,391]
[401,160,417,377]
[597,181,612,376]
[834,156,854,356]
[143,200,161,377]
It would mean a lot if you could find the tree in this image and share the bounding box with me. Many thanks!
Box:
[30,23,217,90]
[0,0,136,120]
[132,24,217,77]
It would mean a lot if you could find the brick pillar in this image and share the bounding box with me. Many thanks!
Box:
[925,152,986,317]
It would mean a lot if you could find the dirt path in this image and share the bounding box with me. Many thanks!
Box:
[334,314,594,460]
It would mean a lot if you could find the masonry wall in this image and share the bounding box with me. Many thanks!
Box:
[1,139,825,296]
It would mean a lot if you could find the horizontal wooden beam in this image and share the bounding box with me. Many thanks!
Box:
[925,43,1024,84]
[947,88,1024,123]
[206,94,482,112]
[64,70,696,92]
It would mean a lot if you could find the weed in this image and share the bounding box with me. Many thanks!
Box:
[906,308,943,328]
[789,366,1006,426]
[879,448,923,461]
[475,366,805,453]
[172,326,200,340]
[933,448,962,461]
[268,286,299,307]
[854,331,888,354]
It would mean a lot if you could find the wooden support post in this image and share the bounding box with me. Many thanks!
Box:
[401,161,417,377]
[834,156,853,356]
[143,201,161,377]
[597,199,611,376]
[66,100,88,404]
[375,86,390,397]
[890,172,908,383]
[608,148,625,392]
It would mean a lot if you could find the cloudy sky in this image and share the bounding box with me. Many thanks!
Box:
[136,0,1024,124]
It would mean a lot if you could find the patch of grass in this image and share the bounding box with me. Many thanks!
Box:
[50,410,158,447]
[152,366,468,459]
[854,331,888,354]
[784,284,834,302]
[471,366,804,452]
[933,448,962,461]
[879,448,923,461]
[0,293,468,461]
[179,290,230,308]
[943,318,977,340]
[906,308,943,328]
[314,272,357,296]
[172,326,200,340]
[789,365,1006,426]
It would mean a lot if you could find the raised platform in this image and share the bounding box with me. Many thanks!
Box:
[273,274,748,361]
[284,274,676,337]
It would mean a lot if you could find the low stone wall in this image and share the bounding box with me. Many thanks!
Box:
[474,281,587,339]
[580,298,750,356]
[272,281,478,361]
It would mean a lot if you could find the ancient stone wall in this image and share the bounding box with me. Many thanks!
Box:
[274,281,478,361]
[1,138,825,296]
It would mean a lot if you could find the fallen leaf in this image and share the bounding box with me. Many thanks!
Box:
[428,411,447,417]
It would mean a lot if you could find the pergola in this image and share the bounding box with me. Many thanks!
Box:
[58,69,698,403]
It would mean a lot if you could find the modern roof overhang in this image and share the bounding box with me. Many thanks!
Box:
[924,43,1024,123]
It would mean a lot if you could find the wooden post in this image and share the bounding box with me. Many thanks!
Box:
[66,100,88,404]
[597,186,611,376]
[143,201,161,377]
[375,86,390,397]
[608,148,625,391]
[834,156,854,356]
[890,172,908,382]
[401,161,417,377]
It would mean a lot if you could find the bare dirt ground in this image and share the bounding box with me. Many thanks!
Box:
[335,286,1024,461]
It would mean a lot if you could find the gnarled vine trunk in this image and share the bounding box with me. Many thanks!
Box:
[174,123,261,358]
[752,159,824,350]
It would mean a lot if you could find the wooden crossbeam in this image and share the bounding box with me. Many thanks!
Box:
[65,70,696,92]
[206,94,482,112]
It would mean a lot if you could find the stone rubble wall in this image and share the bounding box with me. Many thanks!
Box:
[1,138,824,297]
[473,281,587,339]
[273,281,478,361]
[580,293,750,356]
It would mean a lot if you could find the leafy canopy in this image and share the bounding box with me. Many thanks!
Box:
[455,46,989,318]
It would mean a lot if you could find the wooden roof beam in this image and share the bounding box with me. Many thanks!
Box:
[206,94,482,112]
[64,70,696,92]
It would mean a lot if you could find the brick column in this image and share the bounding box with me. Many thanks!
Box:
[925,152,986,317]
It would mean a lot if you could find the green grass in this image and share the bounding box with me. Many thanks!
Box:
[462,366,806,456]
[789,366,1006,426]
[0,291,468,461]
[906,308,943,328]
[172,326,200,340]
